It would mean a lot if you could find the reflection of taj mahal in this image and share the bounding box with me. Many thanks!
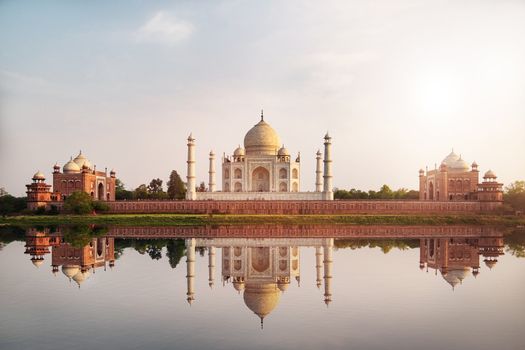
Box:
[185,238,334,327]
[186,111,334,201]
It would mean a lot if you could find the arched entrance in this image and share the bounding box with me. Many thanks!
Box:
[251,167,270,192]
[98,183,104,200]
[428,182,434,200]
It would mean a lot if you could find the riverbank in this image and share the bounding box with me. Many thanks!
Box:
[1,214,524,227]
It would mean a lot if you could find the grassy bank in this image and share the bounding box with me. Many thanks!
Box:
[1,213,524,227]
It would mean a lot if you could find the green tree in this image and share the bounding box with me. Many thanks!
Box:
[196,181,207,192]
[147,178,164,194]
[166,240,185,268]
[0,195,27,216]
[63,191,94,214]
[167,170,186,200]
[133,184,149,199]
[504,180,525,211]
[115,179,133,200]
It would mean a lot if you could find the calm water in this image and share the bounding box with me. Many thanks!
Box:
[1,225,524,350]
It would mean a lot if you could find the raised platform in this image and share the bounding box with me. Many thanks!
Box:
[194,191,325,201]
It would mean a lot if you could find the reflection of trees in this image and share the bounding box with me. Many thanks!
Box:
[166,240,185,268]
[335,239,419,253]
[0,226,25,246]
[505,229,525,258]
[62,225,108,248]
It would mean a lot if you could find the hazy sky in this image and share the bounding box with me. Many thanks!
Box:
[1,0,524,196]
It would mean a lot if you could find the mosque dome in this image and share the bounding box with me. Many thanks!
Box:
[442,268,469,288]
[244,116,281,156]
[72,270,91,286]
[62,265,80,279]
[73,151,92,169]
[234,145,245,156]
[442,150,460,167]
[278,145,290,156]
[484,170,497,179]
[243,282,281,321]
[63,159,81,173]
[452,157,470,171]
[32,171,45,181]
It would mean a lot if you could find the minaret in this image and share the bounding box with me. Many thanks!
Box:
[186,238,196,305]
[323,238,333,306]
[208,151,216,192]
[208,246,216,288]
[323,133,333,200]
[315,150,323,192]
[186,134,196,200]
[315,246,323,288]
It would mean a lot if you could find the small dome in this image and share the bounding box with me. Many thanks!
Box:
[471,161,478,168]
[63,159,81,173]
[277,281,290,292]
[233,281,245,292]
[31,258,44,268]
[53,163,60,169]
[484,170,497,179]
[234,145,245,156]
[278,145,290,156]
[62,265,80,279]
[244,116,281,156]
[484,259,498,269]
[73,151,92,169]
[419,168,425,174]
[32,170,45,181]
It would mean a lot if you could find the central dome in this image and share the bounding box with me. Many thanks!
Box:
[243,282,281,321]
[243,116,281,156]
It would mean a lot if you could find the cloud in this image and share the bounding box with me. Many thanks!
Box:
[135,11,193,45]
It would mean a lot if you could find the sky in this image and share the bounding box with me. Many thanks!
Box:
[1,0,524,196]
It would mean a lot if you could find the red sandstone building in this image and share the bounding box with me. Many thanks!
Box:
[26,151,116,210]
[419,150,503,202]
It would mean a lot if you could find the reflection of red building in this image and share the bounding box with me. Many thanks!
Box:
[24,228,62,267]
[419,235,504,289]
[52,237,115,287]
[24,229,115,287]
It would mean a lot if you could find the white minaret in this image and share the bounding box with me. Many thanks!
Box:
[323,238,333,306]
[208,151,216,192]
[186,238,196,305]
[208,246,216,288]
[186,134,196,200]
[315,246,323,288]
[322,133,333,200]
[315,150,323,192]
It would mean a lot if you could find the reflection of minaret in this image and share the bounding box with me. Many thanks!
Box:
[323,238,333,305]
[186,238,196,304]
[208,246,216,288]
[315,246,323,288]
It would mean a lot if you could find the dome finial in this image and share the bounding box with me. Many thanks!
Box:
[260,109,264,121]
[260,317,264,330]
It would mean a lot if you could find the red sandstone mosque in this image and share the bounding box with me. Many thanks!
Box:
[418,150,503,202]
[26,151,116,210]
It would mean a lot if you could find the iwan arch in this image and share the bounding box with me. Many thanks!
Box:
[185,111,333,201]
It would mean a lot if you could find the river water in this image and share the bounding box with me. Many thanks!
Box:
[0,225,523,350]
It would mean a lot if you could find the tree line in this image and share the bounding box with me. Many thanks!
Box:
[334,185,419,200]
[116,170,187,200]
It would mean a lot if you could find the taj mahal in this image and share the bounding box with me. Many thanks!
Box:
[185,111,334,201]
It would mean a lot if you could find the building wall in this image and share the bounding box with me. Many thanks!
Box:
[45,199,502,214]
